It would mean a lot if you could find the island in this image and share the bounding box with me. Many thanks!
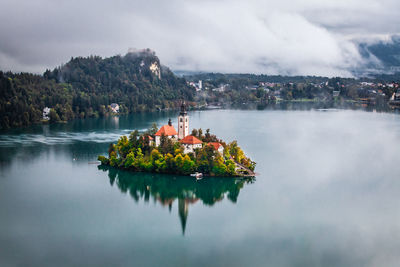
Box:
[98,102,256,177]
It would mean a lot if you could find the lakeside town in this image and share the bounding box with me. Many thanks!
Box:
[187,75,400,109]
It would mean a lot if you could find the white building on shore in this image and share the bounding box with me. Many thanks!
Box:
[43,107,50,120]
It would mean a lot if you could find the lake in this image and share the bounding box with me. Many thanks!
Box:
[1,109,400,267]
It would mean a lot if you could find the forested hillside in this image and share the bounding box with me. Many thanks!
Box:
[0,50,195,129]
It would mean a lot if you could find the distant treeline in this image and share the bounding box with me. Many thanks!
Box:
[185,73,334,89]
[188,73,398,105]
[0,51,194,129]
[185,72,400,85]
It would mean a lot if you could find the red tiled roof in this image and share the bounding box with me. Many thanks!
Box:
[208,142,222,150]
[180,135,202,145]
[155,125,178,136]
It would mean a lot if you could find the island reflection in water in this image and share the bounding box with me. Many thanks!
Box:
[98,165,254,234]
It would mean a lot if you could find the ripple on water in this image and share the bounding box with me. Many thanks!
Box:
[0,128,144,147]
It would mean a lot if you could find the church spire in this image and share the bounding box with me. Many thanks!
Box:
[180,101,187,116]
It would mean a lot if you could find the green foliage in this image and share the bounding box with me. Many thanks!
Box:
[116,136,130,158]
[49,109,61,122]
[228,141,245,163]
[181,155,196,175]
[108,143,117,158]
[129,130,139,146]
[159,134,174,154]
[124,152,135,169]
[191,128,220,142]
[226,160,236,176]
[212,155,228,176]
[109,155,119,167]
[147,123,158,135]
[98,155,109,165]
[165,153,175,171]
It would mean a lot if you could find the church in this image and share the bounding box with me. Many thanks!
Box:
[154,102,203,154]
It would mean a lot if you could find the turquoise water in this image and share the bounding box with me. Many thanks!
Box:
[1,109,400,267]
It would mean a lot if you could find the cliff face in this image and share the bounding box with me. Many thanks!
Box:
[126,48,162,79]
[149,62,161,79]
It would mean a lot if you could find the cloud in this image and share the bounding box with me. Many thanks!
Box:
[0,0,399,76]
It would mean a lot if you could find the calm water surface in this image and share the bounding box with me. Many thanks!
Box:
[1,109,400,267]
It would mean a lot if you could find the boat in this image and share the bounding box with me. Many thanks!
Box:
[190,172,203,180]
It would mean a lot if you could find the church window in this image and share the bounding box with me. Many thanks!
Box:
[180,118,183,122]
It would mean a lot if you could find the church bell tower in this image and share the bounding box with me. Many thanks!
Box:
[178,101,189,140]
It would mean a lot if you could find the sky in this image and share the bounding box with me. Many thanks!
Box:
[0,0,399,76]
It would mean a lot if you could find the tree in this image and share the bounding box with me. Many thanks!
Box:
[49,109,60,122]
[150,149,162,162]
[165,153,175,172]
[191,128,198,137]
[212,155,228,176]
[108,143,117,158]
[124,152,135,169]
[147,123,158,135]
[159,134,174,154]
[256,87,266,99]
[198,128,203,140]
[134,148,145,170]
[226,159,236,176]
[228,141,245,163]
[182,155,196,174]
[116,135,130,158]
[205,129,211,141]
[129,130,139,146]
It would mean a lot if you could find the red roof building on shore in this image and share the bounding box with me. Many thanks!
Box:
[180,135,202,153]
[208,142,224,154]
[180,135,202,144]
[155,119,178,147]
[155,125,178,136]
[208,142,222,150]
